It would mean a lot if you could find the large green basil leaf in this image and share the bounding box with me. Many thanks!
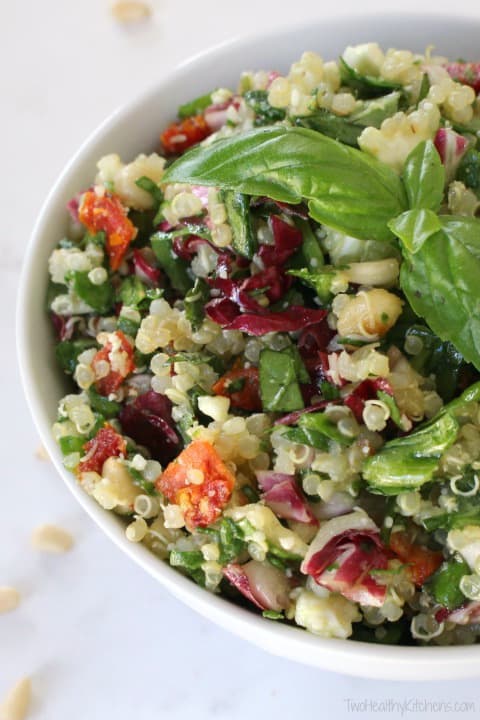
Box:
[162,126,408,242]
[400,216,480,370]
[389,208,442,253]
[402,140,445,211]
[362,412,459,494]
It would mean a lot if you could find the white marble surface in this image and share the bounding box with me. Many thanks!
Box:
[3,0,480,717]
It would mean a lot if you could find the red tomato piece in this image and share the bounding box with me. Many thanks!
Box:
[78,190,137,271]
[445,62,480,94]
[212,366,262,412]
[389,531,443,586]
[92,331,135,397]
[157,440,235,529]
[160,114,211,155]
[79,425,127,475]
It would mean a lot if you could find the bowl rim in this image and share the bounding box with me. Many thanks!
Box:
[16,12,480,679]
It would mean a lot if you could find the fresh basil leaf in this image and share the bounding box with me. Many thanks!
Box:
[72,271,114,314]
[376,390,405,429]
[362,412,459,495]
[169,549,205,585]
[294,111,365,147]
[134,176,163,208]
[402,140,445,211]
[55,339,96,374]
[400,216,480,371]
[117,315,140,336]
[150,232,193,294]
[295,92,401,147]
[417,73,431,104]
[404,325,464,402]
[422,490,480,532]
[288,219,324,271]
[178,91,213,119]
[88,387,121,419]
[244,89,286,126]
[259,347,305,412]
[339,57,403,99]
[298,411,352,446]
[221,190,257,259]
[117,276,147,307]
[288,266,339,303]
[428,558,469,610]
[184,278,210,330]
[162,126,408,243]
[283,426,329,450]
[350,91,401,127]
[389,208,442,253]
[218,518,247,564]
[59,435,85,455]
[457,148,480,197]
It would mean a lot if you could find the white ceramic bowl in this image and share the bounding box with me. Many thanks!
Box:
[17,13,480,680]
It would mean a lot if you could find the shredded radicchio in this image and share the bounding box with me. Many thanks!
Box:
[222,563,266,610]
[51,312,74,341]
[258,215,303,267]
[206,301,327,336]
[302,527,389,607]
[119,390,181,464]
[133,249,161,286]
[343,377,393,422]
[256,471,317,525]
[434,127,469,183]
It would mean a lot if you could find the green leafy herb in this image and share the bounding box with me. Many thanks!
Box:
[129,466,157,496]
[402,140,445,211]
[88,387,121,419]
[298,411,352,446]
[59,435,85,455]
[362,412,459,495]
[134,176,163,208]
[389,208,442,254]
[117,276,147,307]
[178,92,213,118]
[428,558,469,610]
[117,315,140,336]
[259,347,307,412]
[151,232,193,294]
[417,73,431,103]
[319,380,340,400]
[339,57,403,99]
[222,190,257,259]
[244,89,287,126]
[162,126,408,243]
[72,271,114,314]
[218,518,247,564]
[288,218,324,271]
[169,549,205,585]
[404,325,464,402]
[456,148,480,196]
[55,339,97,374]
[288,266,340,303]
[398,216,480,371]
[283,426,329,451]
[184,278,210,330]
[377,390,405,429]
[294,92,400,147]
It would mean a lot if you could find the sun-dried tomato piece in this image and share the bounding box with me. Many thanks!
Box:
[158,440,235,529]
[78,191,137,271]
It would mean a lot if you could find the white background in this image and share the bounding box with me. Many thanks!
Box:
[2,1,480,717]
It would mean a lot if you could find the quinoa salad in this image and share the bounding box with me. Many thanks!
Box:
[47,43,480,645]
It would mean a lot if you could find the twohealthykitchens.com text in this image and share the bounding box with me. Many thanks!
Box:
[344,698,476,716]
